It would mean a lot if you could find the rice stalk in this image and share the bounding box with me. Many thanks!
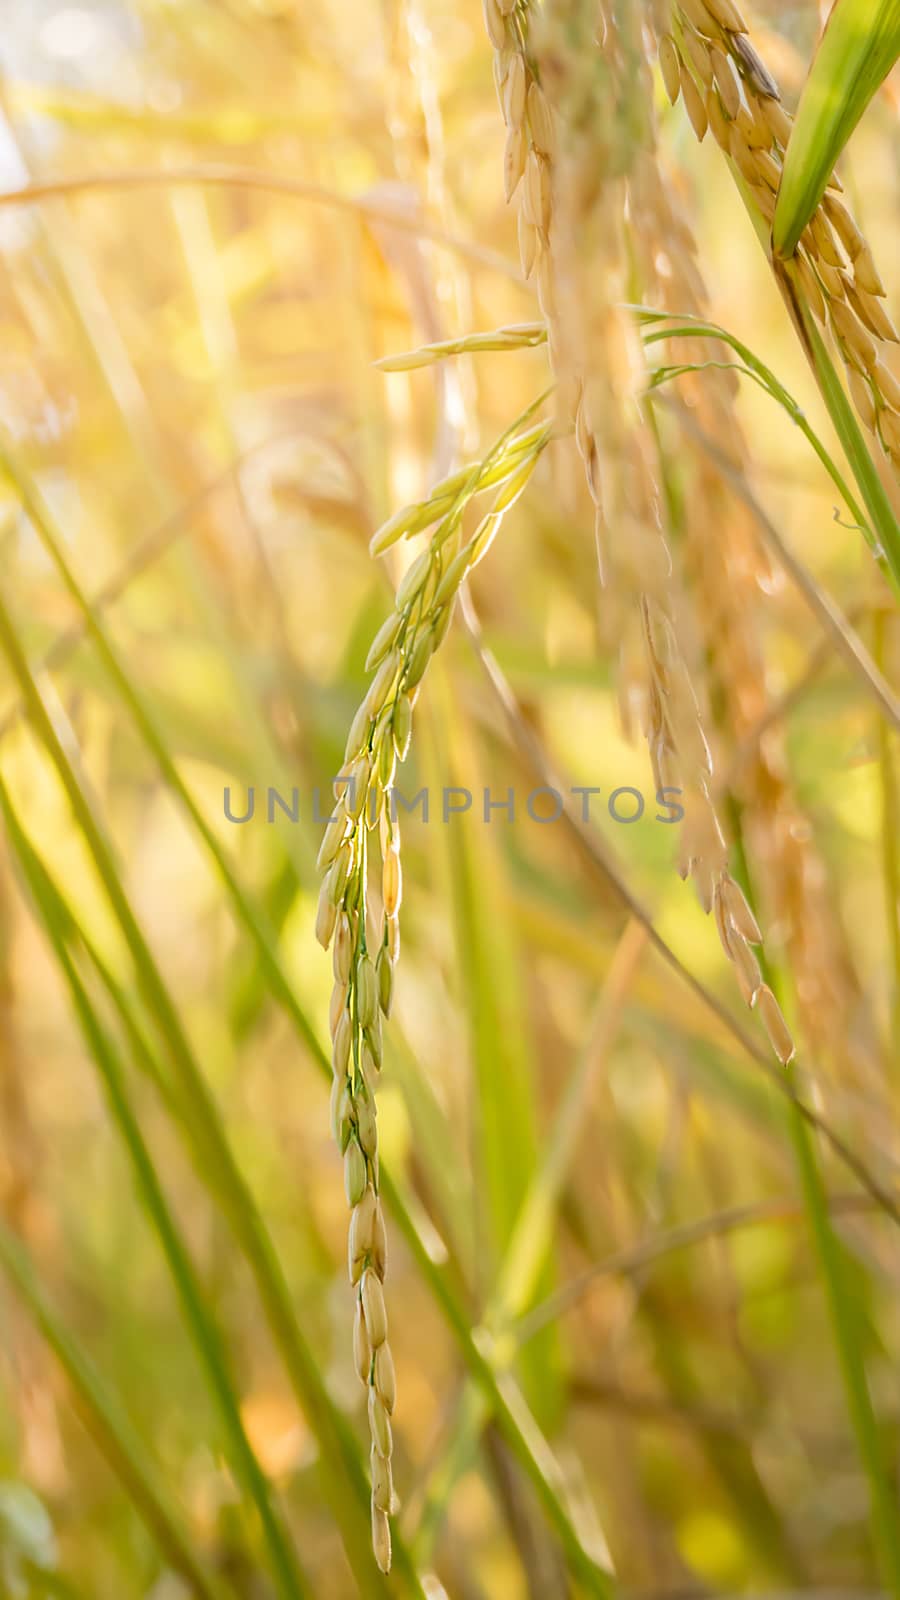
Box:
[478,16,900,1577]
[0,1221,227,1600]
[0,571,391,1595]
[0,425,598,1590]
[610,28,883,1078]
[725,818,900,1599]
[316,402,552,1572]
[0,779,311,1600]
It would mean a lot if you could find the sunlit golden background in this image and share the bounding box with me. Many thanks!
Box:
[0,1,898,1596]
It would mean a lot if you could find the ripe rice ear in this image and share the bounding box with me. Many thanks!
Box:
[660,34,683,103]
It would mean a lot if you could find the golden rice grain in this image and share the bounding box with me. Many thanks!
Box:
[368,1386,392,1459]
[371,1198,387,1279]
[810,212,844,269]
[526,82,555,157]
[721,874,763,942]
[847,368,877,432]
[361,1267,388,1347]
[734,101,770,150]
[333,913,352,983]
[854,242,886,298]
[845,279,898,344]
[880,405,900,458]
[873,359,900,411]
[482,0,506,50]
[353,1300,371,1384]
[709,46,740,118]
[795,253,826,323]
[329,981,348,1039]
[382,849,402,916]
[679,0,718,36]
[343,700,373,763]
[371,1447,392,1513]
[816,259,844,299]
[751,182,775,222]
[732,933,763,997]
[374,1342,396,1412]
[523,149,551,230]
[332,1009,352,1077]
[344,1141,367,1208]
[681,69,708,140]
[753,984,795,1064]
[354,1082,377,1156]
[752,147,780,191]
[705,0,746,32]
[504,124,527,200]
[376,946,394,1017]
[371,1504,391,1575]
[660,34,683,103]
[706,88,731,148]
[822,193,864,261]
[316,803,349,872]
[518,208,539,277]
[728,124,759,183]
[681,26,713,85]
[830,298,876,368]
[504,51,527,129]
[760,96,791,145]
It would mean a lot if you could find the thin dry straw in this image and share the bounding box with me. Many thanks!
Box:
[456,584,900,1229]
[0,167,523,281]
[517,1189,895,1344]
[660,395,900,736]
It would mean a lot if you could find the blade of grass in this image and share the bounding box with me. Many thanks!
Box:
[654,394,900,736]
[772,0,900,257]
[0,587,396,1599]
[874,611,900,1057]
[422,680,547,1291]
[636,309,877,562]
[458,588,900,1224]
[408,921,645,1565]
[0,779,312,1600]
[515,1189,893,1343]
[0,1220,227,1600]
[494,920,647,1321]
[726,805,900,1599]
[381,1161,618,1598]
[792,290,900,594]
[0,167,523,281]
[0,466,602,1591]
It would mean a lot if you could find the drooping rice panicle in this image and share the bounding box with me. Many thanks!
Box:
[483,0,795,1059]
[623,113,860,1062]
[316,411,552,1571]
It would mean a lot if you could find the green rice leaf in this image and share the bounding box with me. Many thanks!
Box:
[772,0,900,257]
[0,1221,227,1600]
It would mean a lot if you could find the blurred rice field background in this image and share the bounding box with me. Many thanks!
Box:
[0,1,898,1596]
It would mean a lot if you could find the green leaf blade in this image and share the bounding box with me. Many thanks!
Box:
[773,0,900,257]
